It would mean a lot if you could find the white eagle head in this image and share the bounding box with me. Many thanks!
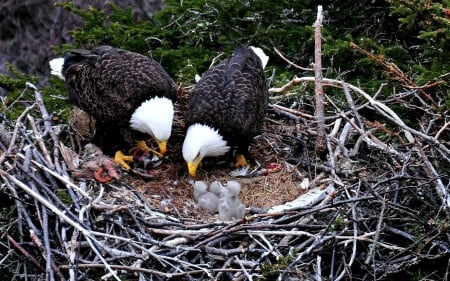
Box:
[182,123,230,177]
[249,46,269,69]
[130,96,174,155]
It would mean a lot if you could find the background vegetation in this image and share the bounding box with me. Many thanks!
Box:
[57,0,449,88]
[2,0,448,122]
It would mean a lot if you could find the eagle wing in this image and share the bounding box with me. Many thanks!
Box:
[187,45,268,150]
[63,45,176,122]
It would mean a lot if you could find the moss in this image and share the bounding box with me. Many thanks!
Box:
[330,215,346,232]
[259,252,297,280]
[55,189,72,205]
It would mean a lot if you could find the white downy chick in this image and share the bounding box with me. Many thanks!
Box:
[217,181,245,220]
[209,180,226,196]
[197,192,220,213]
[227,197,245,219]
[226,180,241,196]
[193,180,208,201]
[218,200,231,221]
[193,181,220,213]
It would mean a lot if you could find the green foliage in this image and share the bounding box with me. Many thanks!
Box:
[51,0,448,109]
[387,0,450,84]
[40,77,73,123]
[54,0,318,83]
[0,64,38,121]
[330,215,346,232]
[0,63,70,122]
[0,63,38,92]
[55,2,155,52]
[56,189,72,205]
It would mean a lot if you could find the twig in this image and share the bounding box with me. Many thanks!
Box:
[27,82,63,173]
[15,152,92,199]
[7,234,45,272]
[315,255,322,281]
[27,114,54,168]
[58,263,242,277]
[269,103,315,120]
[341,81,363,130]
[434,120,450,140]
[417,146,450,208]
[236,256,253,281]
[30,230,65,281]
[273,47,314,72]
[0,104,35,165]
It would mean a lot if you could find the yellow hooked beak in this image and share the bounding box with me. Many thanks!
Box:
[187,156,203,177]
[157,140,167,156]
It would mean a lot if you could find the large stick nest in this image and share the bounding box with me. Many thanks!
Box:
[0,64,449,280]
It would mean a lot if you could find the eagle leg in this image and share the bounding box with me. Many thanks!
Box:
[135,140,164,159]
[234,153,248,168]
[114,151,134,170]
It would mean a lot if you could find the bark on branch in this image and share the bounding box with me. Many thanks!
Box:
[313,5,327,154]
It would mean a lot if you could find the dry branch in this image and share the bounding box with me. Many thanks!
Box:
[350,42,440,106]
[313,5,327,153]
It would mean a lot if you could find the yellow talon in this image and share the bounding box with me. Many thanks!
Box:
[114,151,133,170]
[235,154,248,168]
[135,140,164,158]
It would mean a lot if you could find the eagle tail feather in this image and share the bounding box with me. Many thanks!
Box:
[49,58,65,80]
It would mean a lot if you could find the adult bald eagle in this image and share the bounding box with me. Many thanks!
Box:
[50,45,177,170]
[182,45,269,177]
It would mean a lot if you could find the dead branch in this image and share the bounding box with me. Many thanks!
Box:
[350,42,438,107]
[313,5,327,153]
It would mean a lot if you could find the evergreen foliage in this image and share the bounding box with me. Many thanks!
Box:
[2,0,448,126]
[0,64,69,122]
[388,0,450,82]
[54,0,448,99]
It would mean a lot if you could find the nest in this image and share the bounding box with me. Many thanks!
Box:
[0,74,449,281]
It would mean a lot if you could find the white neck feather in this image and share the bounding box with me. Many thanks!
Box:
[130,97,174,141]
[249,46,269,69]
[182,124,230,162]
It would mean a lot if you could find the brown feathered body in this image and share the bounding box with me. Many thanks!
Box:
[62,45,177,154]
[186,45,268,156]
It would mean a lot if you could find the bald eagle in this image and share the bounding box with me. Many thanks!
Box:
[182,45,269,177]
[50,45,177,170]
